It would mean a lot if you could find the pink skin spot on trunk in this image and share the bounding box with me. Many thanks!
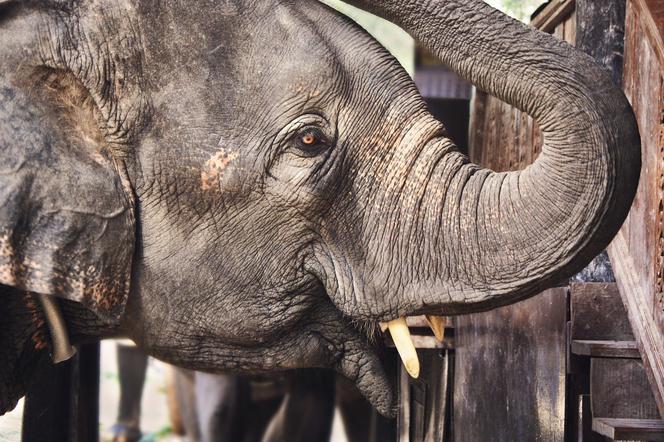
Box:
[201,149,238,191]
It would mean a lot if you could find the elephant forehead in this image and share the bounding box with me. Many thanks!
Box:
[227,7,346,102]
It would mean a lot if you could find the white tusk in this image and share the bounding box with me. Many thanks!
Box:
[425,315,447,343]
[386,318,419,379]
[379,322,388,333]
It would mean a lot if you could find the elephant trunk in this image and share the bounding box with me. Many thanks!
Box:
[345,0,641,317]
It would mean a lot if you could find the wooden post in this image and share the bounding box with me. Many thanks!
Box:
[21,343,100,442]
[607,0,664,419]
[576,0,626,87]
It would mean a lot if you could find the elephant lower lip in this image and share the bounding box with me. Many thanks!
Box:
[336,342,396,417]
[310,277,396,415]
[329,317,397,417]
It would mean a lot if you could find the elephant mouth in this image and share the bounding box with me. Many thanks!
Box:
[305,251,429,416]
[329,310,446,417]
[299,282,393,415]
[330,314,397,417]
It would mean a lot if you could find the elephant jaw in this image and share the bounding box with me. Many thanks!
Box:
[334,325,397,417]
[335,315,447,415]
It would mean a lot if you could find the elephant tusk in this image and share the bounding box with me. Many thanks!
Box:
[425,315,446,343]
[37,294,77,364]
[384,318,419,379]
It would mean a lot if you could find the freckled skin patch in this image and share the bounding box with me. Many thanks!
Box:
[201,149,238,191]
[23,293,48,351]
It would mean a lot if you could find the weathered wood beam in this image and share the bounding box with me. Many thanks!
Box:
[576,0,626,85]
[531,0,576,33]
[21,343,100,442]
[592,417,664,441]
[609,234,664,418]
[632,0,664,70]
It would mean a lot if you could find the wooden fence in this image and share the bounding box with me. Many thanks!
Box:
[459,0,664,440]
[606,0,664,419]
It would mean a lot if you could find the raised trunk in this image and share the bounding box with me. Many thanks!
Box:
[347,0,641,316]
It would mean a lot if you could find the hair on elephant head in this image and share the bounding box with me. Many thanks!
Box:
[0,0,641,415]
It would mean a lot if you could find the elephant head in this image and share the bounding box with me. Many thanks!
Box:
[0,0,640,415]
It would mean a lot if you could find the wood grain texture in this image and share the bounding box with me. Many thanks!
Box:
[607,0,664,419]
[571,340,640,359]
[531,0,577,34]
[609,234,664,419]
[592,417,664,441]
[591,358,661,420]
[632,0,664,70]
[576,1,625,85]
[453,288,568,442]
[399,350,451,442]
[570,283,634,341]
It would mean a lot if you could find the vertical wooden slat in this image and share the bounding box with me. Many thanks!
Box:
[453,288,568,442]
[608,0,664,418]
[21,343,100,442]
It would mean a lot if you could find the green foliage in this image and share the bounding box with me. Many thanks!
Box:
[138,426,173,442]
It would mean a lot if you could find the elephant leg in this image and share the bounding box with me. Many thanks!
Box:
[195,372,249,442]
[262,369,336,442]
[172,367,201,442]
[111,343,148,442]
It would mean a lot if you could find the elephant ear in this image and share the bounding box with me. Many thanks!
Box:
[0,74,135,322]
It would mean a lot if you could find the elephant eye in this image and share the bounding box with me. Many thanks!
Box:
[293,127,329,156]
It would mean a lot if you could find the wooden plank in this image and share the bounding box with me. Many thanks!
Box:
[564,10,577,45]
[632,0,664,71]
[405,315,453,329]
[531,0,577,34]
[569,283,634,341]
[603,0,664,421]
[609,233,664,419]
[554,18,564,42]
[22,343,100,442]
[577,395,605,442]
[423,350,450,441]
[571,340,640,359]
[592,417,664,441]
[398,350,451,442]
[576,0,626,86]
[398,360,411,442]
[653,71,664,345]
[468,90,487,164]
[453,288,567,442]
[385,335,454,350]
[591,358,661,420]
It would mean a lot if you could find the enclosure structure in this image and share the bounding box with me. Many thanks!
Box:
[606,0,664,420]
[451,0,664,441]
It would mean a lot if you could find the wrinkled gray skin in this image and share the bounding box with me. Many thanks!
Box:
[0,0,641,416]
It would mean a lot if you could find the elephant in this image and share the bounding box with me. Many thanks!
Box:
[110,343,342,442]
[0,0,641,418]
